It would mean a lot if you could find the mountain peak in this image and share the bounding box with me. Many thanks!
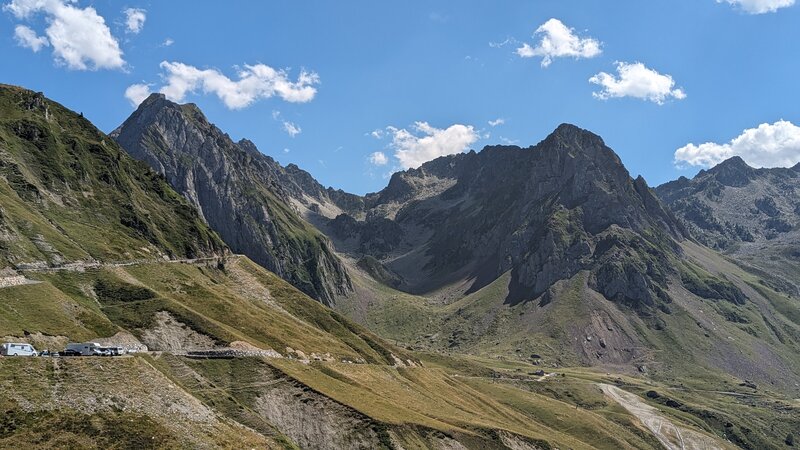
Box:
[539,123,609,157]
[141,92,167,104]
[134,93,175,115]
[706,155,755,187]
[135,93,206,121]
[550,123,604,142]
[554,122,586,134]
[714,155,750,170]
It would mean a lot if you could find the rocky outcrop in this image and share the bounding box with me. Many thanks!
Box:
[112,94,351,305]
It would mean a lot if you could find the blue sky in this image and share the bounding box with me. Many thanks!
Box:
[2,0,799,194]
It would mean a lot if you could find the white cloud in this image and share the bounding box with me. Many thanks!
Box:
[14,24,48,51]
[388,122,479,169]
[283,121,301,137]
[123,7,145,34]
[516,18,601,67]
[369,129,385,139]
[674,120,800,168]
[4,0,125,70]
[489,37,516,48]
[488,118,505,127]
[368,151,388,166]
[3,0,43,18]
[271,110,303,136]
[589,61,686,104]
[138,61,319,109]
[124,83,151,107]
[718,0,794,14]
[161,38,174,47]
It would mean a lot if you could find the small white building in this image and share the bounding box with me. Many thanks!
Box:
[0,343,37,356]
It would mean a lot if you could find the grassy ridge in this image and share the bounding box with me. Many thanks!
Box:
[0,84,225,267]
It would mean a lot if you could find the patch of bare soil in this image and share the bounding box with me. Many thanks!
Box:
[139,311,219,352]
[252,370,384,450]
[93,331,147,352]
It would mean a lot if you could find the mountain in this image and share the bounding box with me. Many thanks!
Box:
[332,124,686,310]
[656,156,800,295]
[319,125,800,400]
[111,94,352,305]
[0,84,698,450]
[0,83,410,364]
[2,85,799,448]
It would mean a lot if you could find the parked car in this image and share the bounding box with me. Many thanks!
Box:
[0,343,37,356]
[101,346,124,356]
[58,349,81,357]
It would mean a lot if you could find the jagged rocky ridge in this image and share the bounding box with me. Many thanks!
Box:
[328,124,688,312]
[112,94,352,305]
[656,156,800,294]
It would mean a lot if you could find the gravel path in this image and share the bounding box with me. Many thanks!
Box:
[599,383,730,450]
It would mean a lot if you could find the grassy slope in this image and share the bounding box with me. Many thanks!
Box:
[0,257,408,365]
[422,354,799,449]
[0,356,278,449]
[147,352,673,450]
[336,241,800,447]
[267,359,663,450]
[0,257,689,449]
[2,253,747,449]
[0,84,224,267]
[343,241,800,388]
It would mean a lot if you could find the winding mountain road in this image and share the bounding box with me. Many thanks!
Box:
[0,256,231,289]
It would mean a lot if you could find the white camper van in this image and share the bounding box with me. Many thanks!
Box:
[0,343,37,356]
[65,342,108,356]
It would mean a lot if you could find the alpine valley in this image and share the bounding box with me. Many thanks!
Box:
[1,85,798,449]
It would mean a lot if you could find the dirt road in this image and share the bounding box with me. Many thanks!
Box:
[16,256,228,273]
[599,383,730,450]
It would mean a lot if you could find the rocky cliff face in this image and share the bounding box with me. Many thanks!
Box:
[111,94,351,305]
[330,124,686,312]
[656,157,800,294]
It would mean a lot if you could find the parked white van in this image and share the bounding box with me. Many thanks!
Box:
[0,343,37,356]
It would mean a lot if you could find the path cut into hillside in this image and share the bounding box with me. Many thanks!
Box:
[0,256,235,290]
